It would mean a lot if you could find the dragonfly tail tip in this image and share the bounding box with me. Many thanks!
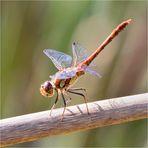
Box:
[127,19,132,24]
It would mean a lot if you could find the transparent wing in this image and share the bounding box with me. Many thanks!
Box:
[85,67,102,78]
[50,69,77,79]
[72,42,88,66]
[72,42,96,66]
[43,49,72,70]
[72,42,101,77]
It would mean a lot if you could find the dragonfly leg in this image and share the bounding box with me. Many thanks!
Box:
[67,90,90,115]
[64,92,72,104]
[61,92,67,121]
[50,90,59,116]
[68,88,86,92]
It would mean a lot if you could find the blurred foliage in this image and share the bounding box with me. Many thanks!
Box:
[1,0,147,147]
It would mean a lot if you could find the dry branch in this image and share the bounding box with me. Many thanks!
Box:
[0,93,148,147]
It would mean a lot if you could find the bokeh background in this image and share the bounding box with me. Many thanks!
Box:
[1,0,147,147]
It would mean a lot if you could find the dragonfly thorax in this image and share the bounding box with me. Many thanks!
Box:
[40,81,55,97]
[50,67,85,90]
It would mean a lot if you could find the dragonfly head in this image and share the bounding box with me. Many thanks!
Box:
[40,81,54,97]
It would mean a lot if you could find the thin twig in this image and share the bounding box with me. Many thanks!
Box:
[0,93,148,147]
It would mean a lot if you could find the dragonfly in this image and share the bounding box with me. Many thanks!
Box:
[40,19,131,119]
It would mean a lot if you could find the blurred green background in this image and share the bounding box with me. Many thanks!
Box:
[1,0,147,147]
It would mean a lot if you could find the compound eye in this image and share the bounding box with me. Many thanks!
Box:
[40,81,54,97]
